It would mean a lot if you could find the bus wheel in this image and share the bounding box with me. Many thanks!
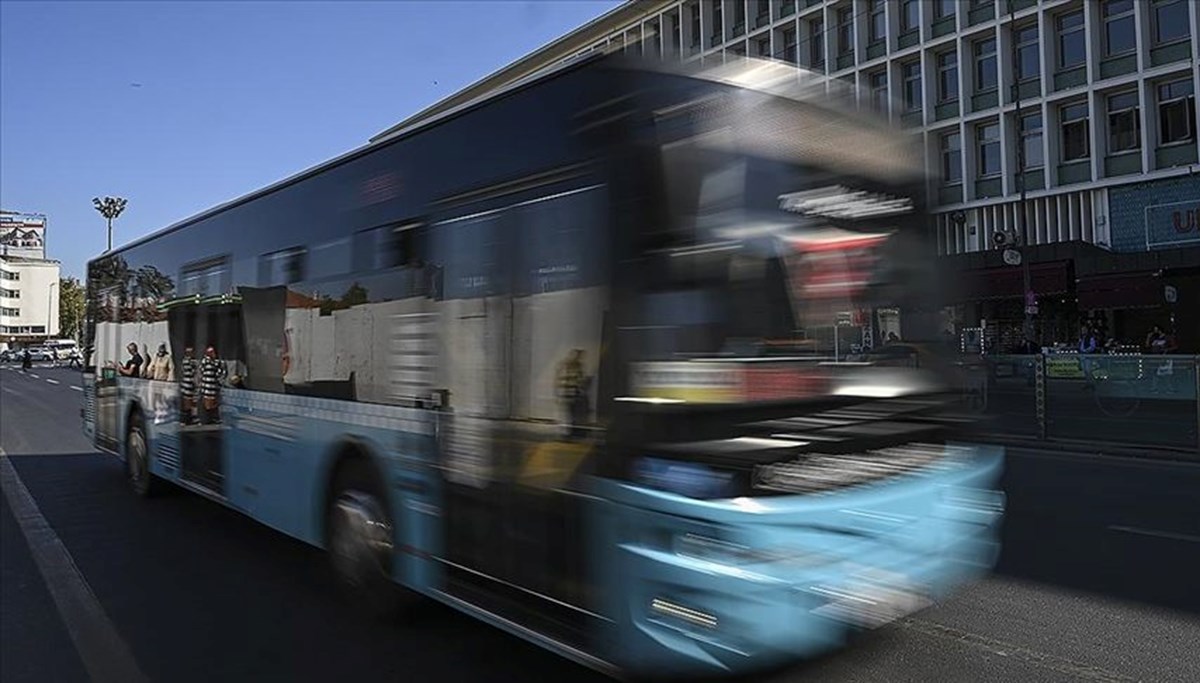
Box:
[327,462,402,618]
[126,413,157,498]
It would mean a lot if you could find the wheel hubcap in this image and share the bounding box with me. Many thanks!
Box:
[331,491,393,588]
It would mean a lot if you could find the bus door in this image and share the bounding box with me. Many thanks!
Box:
[93,285,122,451]
[436,188,605,647]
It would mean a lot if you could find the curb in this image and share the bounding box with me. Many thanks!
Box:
[980,434,1199,463]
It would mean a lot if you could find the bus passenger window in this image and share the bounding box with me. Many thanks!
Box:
[259,247,307,286]
[354,222,422,271]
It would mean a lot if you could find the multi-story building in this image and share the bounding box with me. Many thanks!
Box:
[374,0,1199,349]
[0,211,60,346]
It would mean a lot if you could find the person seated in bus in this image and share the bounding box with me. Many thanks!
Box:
[116,343,144,377]
[199,345,227,425]
[179,346,198,425]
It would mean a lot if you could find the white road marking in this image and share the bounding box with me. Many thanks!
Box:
[71,386,83,392]
[29,373,40,379]
[46,378,60,385]
[1108,525,1200,544]
[0,449,150,683]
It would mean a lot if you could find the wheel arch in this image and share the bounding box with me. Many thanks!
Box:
[317,434,394,548]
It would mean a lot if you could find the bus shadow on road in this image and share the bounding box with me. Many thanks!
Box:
[993,453,1200,616]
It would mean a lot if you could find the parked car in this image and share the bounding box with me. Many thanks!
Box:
[26,347,52,362]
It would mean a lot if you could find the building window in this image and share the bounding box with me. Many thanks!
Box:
[0,307,18,316]
[977,123,1001,177]
[974,38,997,92]
[711,1,723,43]
[941,132,963,184]
[901,60,922,112]
[0,287,18,298]
[1152,0,1191,45]
[1061,102,1090,161]
[870,70,888,110]
[1019,113,1045,169]
[900,0,919,33]
[1056,11,1086,69]
[0,270,17,281]
[1015,24,1039,81]
[1158,79,1197,145]
[1107,91,1141,153]
[1102,0,1136,57]
[756,36,771,58]
[934,0,955,19]
[668,12,681,53]
[755,0,770,25]
[690,3,701,48]
[809,18,825,67]
[869,0,886,44]
[937,50,958,102]
[783,27,797,64]
[732,0,745,35]
[837,7,854,57]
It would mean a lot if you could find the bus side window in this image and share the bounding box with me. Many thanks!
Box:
[259,247,307,287]
[353,221,423,272]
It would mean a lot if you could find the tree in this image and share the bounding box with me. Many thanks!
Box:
[58,276,86,341]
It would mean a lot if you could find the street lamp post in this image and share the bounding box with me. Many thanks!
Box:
[91,196,128,252]
[48,280,57,340]
[1008,0,1034,343]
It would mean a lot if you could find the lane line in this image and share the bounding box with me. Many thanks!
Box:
[0,449,150,683]
[30,373,40,379]
[71,386,83,392]
[900,617,1134,682]
[1108,525,1200,544]
[46,379,60,385]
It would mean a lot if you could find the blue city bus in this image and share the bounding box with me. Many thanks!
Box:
[81,55,1003,677]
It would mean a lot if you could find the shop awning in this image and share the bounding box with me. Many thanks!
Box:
[956,261,1071,301]
[1076,271,1163,310]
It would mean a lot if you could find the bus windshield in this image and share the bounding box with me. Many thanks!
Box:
[632,142,942,364]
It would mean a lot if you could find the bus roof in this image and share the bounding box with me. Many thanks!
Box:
[93,55,921,265]
[92,50,612,263]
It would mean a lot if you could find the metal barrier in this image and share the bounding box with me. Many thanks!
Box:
[976,354,1200,454]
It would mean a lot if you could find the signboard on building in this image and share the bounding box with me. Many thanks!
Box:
[1144,200,1200,250]
[0,211,46,259]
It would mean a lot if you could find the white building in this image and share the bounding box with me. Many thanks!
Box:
[1,257,60,345]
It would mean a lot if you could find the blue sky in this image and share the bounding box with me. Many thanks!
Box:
[0,0,621,278]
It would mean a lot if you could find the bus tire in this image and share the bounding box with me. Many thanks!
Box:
[326,459,403,619]
[126,411,159,498]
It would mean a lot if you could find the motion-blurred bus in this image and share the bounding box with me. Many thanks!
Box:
[82,55,1003,677]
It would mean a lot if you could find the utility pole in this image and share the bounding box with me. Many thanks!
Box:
[92,196,128,252]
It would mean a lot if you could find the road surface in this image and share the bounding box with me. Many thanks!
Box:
[2,363,1197,682]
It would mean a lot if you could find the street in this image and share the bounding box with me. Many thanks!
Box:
[2,364,1198,682]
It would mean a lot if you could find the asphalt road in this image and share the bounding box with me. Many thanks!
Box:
[3,363,1198,682]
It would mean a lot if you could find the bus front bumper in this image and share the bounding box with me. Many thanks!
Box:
[595,445,1004,677]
